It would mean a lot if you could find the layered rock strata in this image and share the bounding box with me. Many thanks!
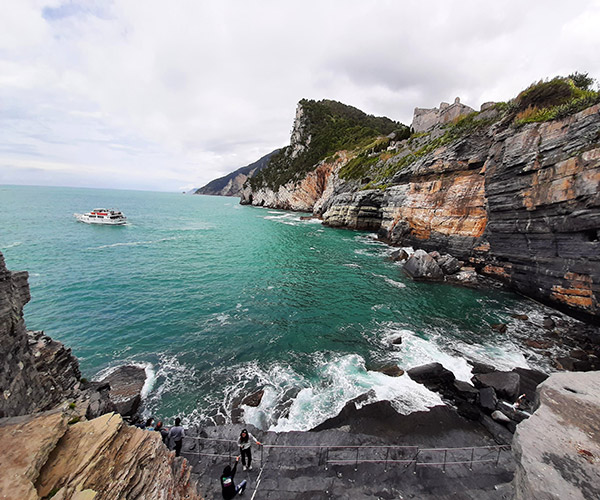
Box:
[0,253,81,418]
[243,104,600,322]
[1,410,201,500]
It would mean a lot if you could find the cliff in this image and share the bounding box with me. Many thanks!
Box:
[194,149,279,197]
[240,79,600,322]
[511,371,600,499]
[0,253,81,418]
[0,253,201,499]
[1,410,200,500]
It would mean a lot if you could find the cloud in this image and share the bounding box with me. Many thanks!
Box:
[1,0,599,191]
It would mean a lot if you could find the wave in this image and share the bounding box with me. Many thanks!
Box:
[93,361,156,400]
[2,241,22,249]
[372,273,406,289]
[87,237,178,250]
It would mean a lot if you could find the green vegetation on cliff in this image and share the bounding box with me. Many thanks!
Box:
[249,99,408,190]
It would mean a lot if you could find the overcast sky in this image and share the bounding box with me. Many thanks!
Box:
[1,0,599,192]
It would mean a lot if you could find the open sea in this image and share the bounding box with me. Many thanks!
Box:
[0,185,558,430]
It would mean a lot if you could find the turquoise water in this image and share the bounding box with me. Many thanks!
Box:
[1,185,545,430]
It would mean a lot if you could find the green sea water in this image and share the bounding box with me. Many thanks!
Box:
[0,185,550,430]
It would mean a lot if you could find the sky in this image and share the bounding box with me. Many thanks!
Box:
[1,0,599,192]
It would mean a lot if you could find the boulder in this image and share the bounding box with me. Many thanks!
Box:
[100,365,147,417]
[377,364,405,377]
[242,390,264,407]
[491,323,508,333]
[437,254,463,275]
[456,401,481,421]
[85,382,117,420]
[407,362,456,397]
[542,317,556,330]
[478,387,498,412]
[511,368,548,404]
[390,335,403,345]
[473,371,520,402]
[491,410,511,423]
[512,371,600,500]
[452,380,479,403]
[511,314,529,321]
[403,250,444,281]
[428,251,441,260]
[389,249,409,261]
[469,361,497,375]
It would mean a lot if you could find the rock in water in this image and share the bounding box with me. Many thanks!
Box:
[100,365,147,417]
[403,249,444,281]
[512,371,600,500]
[472,371,520,402]
[437,254,463,275]
[242,390,265,407]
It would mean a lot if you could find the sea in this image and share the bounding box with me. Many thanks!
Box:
[0,185,561,431]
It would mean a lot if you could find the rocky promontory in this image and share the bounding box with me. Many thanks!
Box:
[239,78,600,323]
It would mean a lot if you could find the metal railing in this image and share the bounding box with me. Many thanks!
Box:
[183,435,511,473]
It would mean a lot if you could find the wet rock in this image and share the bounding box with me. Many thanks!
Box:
[525,339,553,349]
[99,365,146,418]
[389,248,409,261]
[390,335,403,345]
[456,401,481,421]
[376,365,405,377]
[407,362,456,399]
[469,361,497,375]
[403,249,444,281]
[478,387,498,412]
[242,390,265,407]
[473,371,520,402]
[511,314,529,321]
[491,323,508,333]
[543,317,556,330]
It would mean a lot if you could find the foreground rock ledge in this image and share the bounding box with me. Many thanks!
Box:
[512,371,600,500]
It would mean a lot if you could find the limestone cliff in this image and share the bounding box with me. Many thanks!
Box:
[1,410,200,500]
[0,253,81,418]
[241,86,600,322]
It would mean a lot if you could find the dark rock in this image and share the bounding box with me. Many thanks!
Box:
[570,349,588,360]
[86,383,117,420]
[525,339,553,349]
[408,362,456,399]
[452,380,479,403]
[491,323,508,333]
[511,314,529,321]
[100,365,146,417]
[554,356,575,371]
[403,250,444,281]
[456,401,481,420]
[241,390,264,407]
[473,371,520,402]
[480,414,513,445]
[231,406,244,424]
[437,254,463,275]
[390,335,403,345]
[512,368,548,405]
[428,250,441,260]
[389,249,409,261]
[376,365,404,377]
[348,389,377,407]
[478,387,498,412]
[469,361,497,375]
[543,317,556,330]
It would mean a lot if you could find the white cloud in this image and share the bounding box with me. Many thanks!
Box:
[1,0,599,191]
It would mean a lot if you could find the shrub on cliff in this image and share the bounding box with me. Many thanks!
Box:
[249,99,407,190]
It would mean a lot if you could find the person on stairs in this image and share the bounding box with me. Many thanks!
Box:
[221,456,247,499]
[237,428,261,470]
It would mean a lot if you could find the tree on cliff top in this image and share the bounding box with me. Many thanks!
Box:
[249,99,408,190]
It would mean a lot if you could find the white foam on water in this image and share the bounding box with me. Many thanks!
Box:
[2,241,22,249]
[217,353,443,433]
[372,273,407,289]
[88,237,178,250]
[93,361,156,400]
[380,325,531,382]
[343,263,361,268]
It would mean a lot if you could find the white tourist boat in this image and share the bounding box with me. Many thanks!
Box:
[74,208,127,225]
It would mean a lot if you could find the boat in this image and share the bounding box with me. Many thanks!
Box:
[74,208,127,225]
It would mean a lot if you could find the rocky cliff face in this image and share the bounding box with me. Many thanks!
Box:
[511,370,600,500]
[242,103,600,322]
[0,253,81,418]
[1,410,200,500]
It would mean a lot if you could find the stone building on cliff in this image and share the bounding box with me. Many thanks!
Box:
[411,97,476,132]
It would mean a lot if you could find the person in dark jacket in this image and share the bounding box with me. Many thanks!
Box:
[155,421,169,444]
[221,456,247,499]
[168,417,185,457]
